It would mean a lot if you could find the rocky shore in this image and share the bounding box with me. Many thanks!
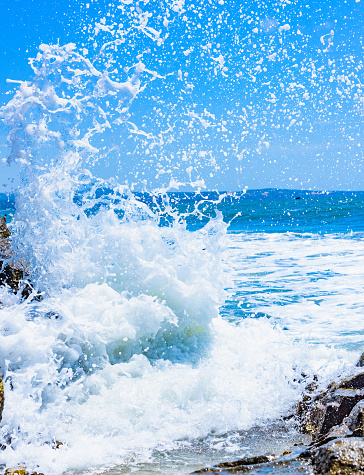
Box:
[190,362,364,474]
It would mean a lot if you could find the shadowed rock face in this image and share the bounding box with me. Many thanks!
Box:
[0,216,34,299]
[300,371,364,443]
[0,215,21,291]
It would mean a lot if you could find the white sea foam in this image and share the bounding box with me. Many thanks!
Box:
[227,232,364,353]
[0,226,356,473]
[0,288,333,474]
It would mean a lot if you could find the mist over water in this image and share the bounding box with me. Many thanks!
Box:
[0,0,363,474]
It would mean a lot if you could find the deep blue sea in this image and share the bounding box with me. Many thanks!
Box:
[1,189,363,474]
[5,188,362,229]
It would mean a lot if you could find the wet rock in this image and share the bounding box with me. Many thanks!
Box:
[4,468,43,475]
[309,398,364,448]
[300,371,364,441]
[192,371,364,475]
[4,468,27,475]
[310,437,364,475]
[0,216,38,300]
[0,263,25,294]
[356,352,364,368]
[190,455,276,473]
[0,216,22,292]
[0,216,11,252]
[190,449,312,474]
[52,440,63,449]
[343,399,364,437]
[0,375,4,423]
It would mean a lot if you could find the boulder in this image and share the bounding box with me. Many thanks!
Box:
[300,371,364,442]
[310,437,364,475]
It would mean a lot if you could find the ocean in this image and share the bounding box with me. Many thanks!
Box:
[0,190,363,474]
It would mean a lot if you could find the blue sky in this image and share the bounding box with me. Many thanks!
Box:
[0,0,363,192]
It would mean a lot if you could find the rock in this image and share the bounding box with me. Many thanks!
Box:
[300,371,364,442]
[190,455,276,473]
[190,448,314,474]
[192,371,364,475]
[5,468,27,475]
[0,375,4,422]
[343,399,364,436]
[356,352,364,368]
[310,437,364,475]
[0,263,25,293]
[4,468,43,475]
[0,215,22,292]
[0,216,37,300]
[52,440,63,449]
[0,216,11,243]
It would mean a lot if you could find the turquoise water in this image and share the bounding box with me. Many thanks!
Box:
[0,194,14,220]
[5,188,362,231]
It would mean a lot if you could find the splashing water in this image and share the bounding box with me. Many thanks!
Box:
[0,0,362,473]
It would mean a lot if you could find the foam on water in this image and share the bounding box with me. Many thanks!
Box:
[0,214,355,473]
[0,287,343,473]
[227,232,364,350]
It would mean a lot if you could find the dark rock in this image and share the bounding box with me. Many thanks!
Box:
[190,449,311,474]
[191,455,276,473]
[0,216,39,301]
[0,216,11,244]
[0,263,25,293]
[310,437,364,475]
[0,260,37,300]
[191,371,364,475]
[300,371,364,441]
[344,400,364,436]
[340,373,364,390]
[356,353,364,368]
[0,375,4,423]
[0,215,23,293]
[310,399,364,447]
